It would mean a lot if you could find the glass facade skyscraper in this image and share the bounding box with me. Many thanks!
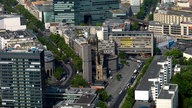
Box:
[53,0,75,24]
[53,0,119,25]
[0,50,45,108]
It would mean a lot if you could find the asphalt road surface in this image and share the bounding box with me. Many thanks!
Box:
[106,60,138,108]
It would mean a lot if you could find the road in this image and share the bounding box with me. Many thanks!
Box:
[60,62,76,88]
[37,29,76,88]
[106,60,138,108]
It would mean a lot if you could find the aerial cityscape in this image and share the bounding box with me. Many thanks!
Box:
[0,0,191,108]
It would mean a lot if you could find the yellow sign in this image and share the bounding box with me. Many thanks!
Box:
[120,37,133,47]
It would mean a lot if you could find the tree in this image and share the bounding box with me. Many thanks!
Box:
[164,49,183,59]
[171,65,192,107]
[96,22,102,26]
[154,47,161,55]
[121,87,135,108]
[116,73,122,81]
[119,51,127,59]
[132,21,139,30]
[71,74,88,87]
[97,100,108,108]
[54,67,64,80]
[148,14,153,21]
[98,89,112,102]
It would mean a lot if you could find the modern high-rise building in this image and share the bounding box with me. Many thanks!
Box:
[53,0,119,25]
[53,0,75,24]
[0,49,45,108]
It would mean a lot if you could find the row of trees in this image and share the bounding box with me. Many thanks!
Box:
[121,87,135,108]
[71,74,88,87]
[49,34,83,71]
[0,0,45,31]
[136,0,158,20]
[97,89,112,108]
[121,56,154,107]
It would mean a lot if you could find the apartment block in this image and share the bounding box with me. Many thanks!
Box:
[156,84,178,108]
[0,49,45,108]
[135,56,173,101]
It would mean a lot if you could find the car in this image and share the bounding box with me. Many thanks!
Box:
[110,76,113,79]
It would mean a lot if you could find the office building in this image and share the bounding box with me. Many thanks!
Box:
[0,49,45,108]
[53,0,75,25]
[156,84,178,108]
[161,0,176,4]
[0,14,26,31]
[53,0,119,25]
[52,87,98,108]
[0,30,41,50]
[109,31,154,56]
[98,40,116,55]
[154,4,192,25]
[149,21,192,39]
[31,1,54,23]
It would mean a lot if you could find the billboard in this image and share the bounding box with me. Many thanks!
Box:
[120,37,133,47]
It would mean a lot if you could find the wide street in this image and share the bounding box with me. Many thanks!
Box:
[106,60,139,108]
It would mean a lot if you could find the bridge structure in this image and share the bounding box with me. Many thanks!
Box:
[128,16,149,26]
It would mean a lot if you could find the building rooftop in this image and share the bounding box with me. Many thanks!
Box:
[136,55,166,90]
[158,84,178,99]
[74,37,88,45]
[109,31,153,37]
[184,48,192,55]
[166,10,192,17]
[44,51,55,62]
[109,9,125,14]
[0,14,21,20]
[133,101,153,108]
[76,94,95,104]
[0,30,42,51]
[53,87,97,108]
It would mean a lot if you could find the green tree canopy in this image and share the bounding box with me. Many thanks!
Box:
[54,67,64,80]
[172,66,192,107]
[97,100,108,108]
[116,73,122,81]
[132,21,139,30]
[164,49,183,59]
[119,51,127,59]
[71,74,88,87]
[98,89,112,102]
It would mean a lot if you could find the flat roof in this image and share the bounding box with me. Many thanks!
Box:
[76,94,96,104]
[158,84,178,99]
[136,55,166,90]
[184,48,192,55]
[0,14,20,20]
[167,10,192,17]
[133,101,153,108]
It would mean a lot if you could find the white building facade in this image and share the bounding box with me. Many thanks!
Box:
[0,15,26,31]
